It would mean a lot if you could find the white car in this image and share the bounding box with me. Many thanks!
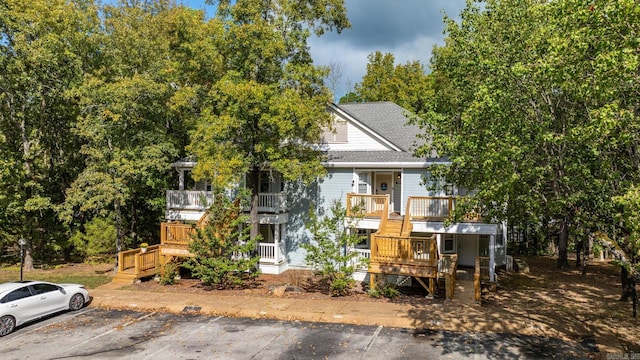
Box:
[0,281,89,336]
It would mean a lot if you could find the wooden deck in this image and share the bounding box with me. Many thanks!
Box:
[347,193,467,300]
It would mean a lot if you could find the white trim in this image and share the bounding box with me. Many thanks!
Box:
[324,161,449,168]
[489,235,496,282]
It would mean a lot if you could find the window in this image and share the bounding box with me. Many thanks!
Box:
[356,229,372,248]
[357,172,370,194]
[442,234,456,254]
[31,283,59,295]
[5,287,33,302]
[321,118,348,144]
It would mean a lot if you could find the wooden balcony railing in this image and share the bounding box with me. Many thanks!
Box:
[370,235,437,264]
[346,193,389,217]
[408,196,483,222]
[160,222,195,248]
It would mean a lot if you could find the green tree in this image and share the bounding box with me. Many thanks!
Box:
[303,200,366,296]
[185,190,260,288]
[62,1,223,266]
[0,0,98,266]
[189,0,350,242]
[421,0,640,274]
[69,217,117,260]
[348,51,433,114]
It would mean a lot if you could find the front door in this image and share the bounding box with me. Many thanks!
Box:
[457,234,478,267]
[375,173,393,210]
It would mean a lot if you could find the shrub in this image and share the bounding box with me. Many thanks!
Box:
[69,217,117,259]
[184,190,260,288]
[303,200,366,296]
[159,262,179,285]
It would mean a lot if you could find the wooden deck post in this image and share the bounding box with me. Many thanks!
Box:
[370,273,376,291]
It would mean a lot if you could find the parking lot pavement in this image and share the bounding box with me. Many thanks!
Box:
[2,308,597,359]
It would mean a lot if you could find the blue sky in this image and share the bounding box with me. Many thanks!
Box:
[158,0,466,98]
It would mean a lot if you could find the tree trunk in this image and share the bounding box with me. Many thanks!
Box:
[576,239,583,267]
[249,166,260,242]
[620,267,635,302]
[114,199,123,273]
[24,243,34,271]
[556,219,569,268]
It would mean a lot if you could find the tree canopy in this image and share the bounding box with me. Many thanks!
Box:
[342,51,433,114]
[419,0,640,269]
[189,0,350,239]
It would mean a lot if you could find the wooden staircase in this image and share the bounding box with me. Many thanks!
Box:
[380,218,404,236]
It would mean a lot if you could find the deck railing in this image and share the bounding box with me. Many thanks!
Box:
[474,256,490,301]
[350,248,371,271]
[408,196,454,220]
[438,254,458,300]
[256,193,287,213]
[346,193,389,217]
[408,196,483,222]
[160,222,195,248]
[258,242,284,264]
[166,190,213,210]
[166,190,287,213]
[118,245,161,275]
[370,235,437,264]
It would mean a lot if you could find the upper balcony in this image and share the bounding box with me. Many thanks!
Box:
[166,190,288,213]
[345,193,482,222]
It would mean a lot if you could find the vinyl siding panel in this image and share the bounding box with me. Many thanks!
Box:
[317,168,354,215]
[324,121,391,151]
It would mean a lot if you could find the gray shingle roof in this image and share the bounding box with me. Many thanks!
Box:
[336,101,422,152]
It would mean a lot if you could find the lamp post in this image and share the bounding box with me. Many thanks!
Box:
[18,238,26,282]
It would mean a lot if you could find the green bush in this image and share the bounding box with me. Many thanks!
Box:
[368,281,400,299]
[70,218,117,259]
[159,262,179,285]
[329,273,355,297]
[303,200,366,296]
[184,190,260,289]
[381,284,400,299]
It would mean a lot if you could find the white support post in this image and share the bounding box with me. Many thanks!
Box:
[178,169,185,190]
[274,224,280,264]
[489,234,496,282]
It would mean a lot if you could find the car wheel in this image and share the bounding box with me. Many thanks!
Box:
[69,293,85,311]
[0,315,16,336]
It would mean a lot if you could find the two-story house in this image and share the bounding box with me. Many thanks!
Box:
[120,101,506,293]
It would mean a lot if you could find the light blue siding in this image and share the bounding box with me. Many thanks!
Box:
[284,179,317,268]
[400,169,437,214]
[316,168,354,216]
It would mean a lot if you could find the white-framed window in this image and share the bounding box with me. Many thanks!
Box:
[442,234,457,254]
[321,117,348,144]
[356,172,371,194]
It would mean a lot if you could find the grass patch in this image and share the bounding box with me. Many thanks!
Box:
[0,263,114,289]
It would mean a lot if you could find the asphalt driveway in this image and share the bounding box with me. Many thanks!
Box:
[1,308,596,359]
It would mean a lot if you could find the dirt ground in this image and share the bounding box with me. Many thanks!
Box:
[117,255,639,354]
[26,255,637,354]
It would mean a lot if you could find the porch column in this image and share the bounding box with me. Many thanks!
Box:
[274,224,280,264]
[489,234,496,282]
[178,169,185,190]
